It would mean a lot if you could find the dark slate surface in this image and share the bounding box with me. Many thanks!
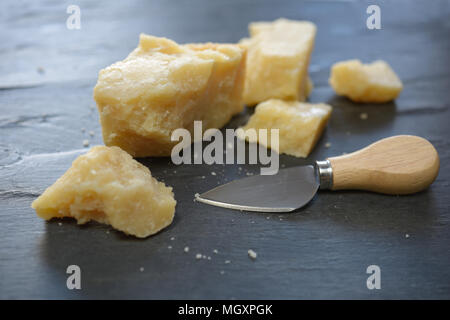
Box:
[1,0,449,299]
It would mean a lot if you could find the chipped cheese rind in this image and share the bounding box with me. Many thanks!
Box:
[94,34,246,157]
[31,146,176,238]
[238,99,332,158]
[240,19,317,106]
[329,59,403,103]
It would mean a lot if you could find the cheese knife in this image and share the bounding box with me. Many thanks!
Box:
[195,135,440,212]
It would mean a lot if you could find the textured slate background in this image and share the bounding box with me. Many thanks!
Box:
[0,0,449,299]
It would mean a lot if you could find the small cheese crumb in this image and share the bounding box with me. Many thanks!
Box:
[405,234,410,238]
[184,246,190,253]
[225,260,231,264]
[213,249,218,254]
[360,112,368,120]
[196,253,202,259]
[248,249,257,259]
[207,256,211,260]
[220,270,225,275]
[211,172,216,176]
[170,236,175,241]
[139,267,144,272]
[168,245,172,249]
[89,131,95,137]
[325,142,331,148]
[82,139,90,147]
[202,255,207,259]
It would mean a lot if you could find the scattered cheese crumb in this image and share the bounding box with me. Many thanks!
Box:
[139,267,144,272]
[207,256,211,260]
[405,234,410,238]
[202,255,207,259]
[211,172,216,176]
[220,270,225,275]
[170,237,175,241]
[325,142,331,148]
[248,249,257,260]
[58,222,62,226]
[82,139,90,147]
[89,131,95,137]
[196,253,202,259]
[184,246,190,253]
[213,249,218,254]
[360,112,368,120]
[168,245,172,249]
[225,260,231,264]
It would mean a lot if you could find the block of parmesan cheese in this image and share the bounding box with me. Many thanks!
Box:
[240,19,317,106]
[329,59,403,103]
[238,99,332,158]
[94,34,246,157]
[31,146,176,238]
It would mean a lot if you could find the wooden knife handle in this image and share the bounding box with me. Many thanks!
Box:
[327,135,440,195]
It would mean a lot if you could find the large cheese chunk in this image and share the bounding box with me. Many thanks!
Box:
[329,59,403,103]
[31,146,176,238]
[94,34,246,157]
[238,99,332,158]
[240,19,317,106]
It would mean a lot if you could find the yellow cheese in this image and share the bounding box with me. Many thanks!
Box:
[240,19,316,106]
[329,59,403,103]
[31,146,176,238]
[94,34,246,157]
[238,99,332,158]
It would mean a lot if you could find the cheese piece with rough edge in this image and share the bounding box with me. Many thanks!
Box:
[240,19,316,106]
[94,34,246,157]
[238,99,332,158]
[329,59,403,103]
[31,146,176,238]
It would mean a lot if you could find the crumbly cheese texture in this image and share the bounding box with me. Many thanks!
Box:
[94,34,246,157]
[329,59,403,103]
[240,19,317,106]
[31,146,176,238]
[238,99,332,158]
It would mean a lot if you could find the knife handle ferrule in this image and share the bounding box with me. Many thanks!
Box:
[316,160,333,190]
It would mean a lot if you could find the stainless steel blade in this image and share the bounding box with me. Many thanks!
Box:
[195,166,319,212]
